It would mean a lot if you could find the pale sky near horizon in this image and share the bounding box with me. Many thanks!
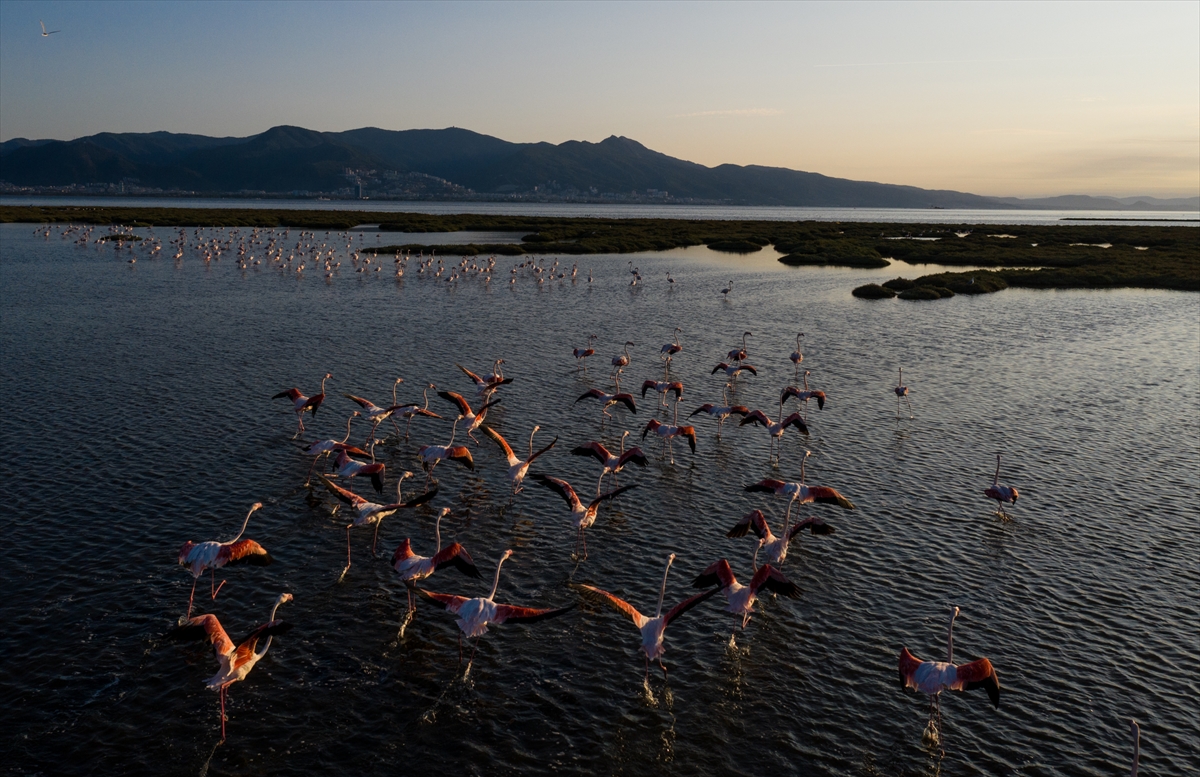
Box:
[1,1,1197,198]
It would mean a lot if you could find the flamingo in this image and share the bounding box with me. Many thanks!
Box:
[692,558,800,628]
[300,412,365,482]
[744,451,856,509]
[610,341,634,375]
[894,367,913,419]
[530,474,637,559]
[659,327,682,367]
[688,386,751,439]
[577,553,719,681]
[739,398,810,463]
[420,549,574,663]
[898,606,1000,751]
[727,331,752,363]
[437,390,500,444]
[316,474,437,576]
[781,372,827,419]
[343,379,416,443]
[417,419,476,488]
[391,507,480,614]
[640,379,683,408]
[721,280,733,298]
[457,363,513,400]
[711,362,757,383]
[573,334,598,368]
[1130,719,1140,777]
[330,447,386,493]
[399,383,442,439]
[789,333,805,375]
[177,502,272,617]
[983,453,1019,519]
[480,424,558,495]
[726,508,833,568]
[641,416,698,464]
[167,592,293,741]
[273,372,330,436]
[570,431,648,493]
[575,386,638,420]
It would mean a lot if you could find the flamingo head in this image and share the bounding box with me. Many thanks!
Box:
[666,552,676,566]
[500,549,514,562]
[277,592,294,606]
[399,470,414,481]
[250,502,264,512]
[395,377,404,385]
[439,507,451,517]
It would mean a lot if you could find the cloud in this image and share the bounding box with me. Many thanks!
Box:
[676,108,784,118]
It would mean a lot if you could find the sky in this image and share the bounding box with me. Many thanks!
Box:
[1,1,1197,198]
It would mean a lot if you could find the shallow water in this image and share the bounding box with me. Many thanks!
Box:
[2,224,1197,776]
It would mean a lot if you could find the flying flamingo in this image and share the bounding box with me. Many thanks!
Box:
[781,372,827,419]
[40,20,61,36]
[417,419,476,488]
[983,453,1019,519]
[745,450,855,508]
[420,549,574,663]
[711,362,757,384]
[898,606,1000,751]
[343,379,416,443]
[641,379,683,408]
[167,592,293,741]
[456,363,513,400]
[573,334,598,369]
[575,385,638,420]
[894,367,913,419]
[577,553,719,681]
[391,507,480,616]
[177,502,272,617]
[692,558,800,628]
[688,386,750,439]
[570,431,648,493]
[273,372,330,436]
[330,447,386,493]
[610,341,634,376]
[480,424,558,496]
[727,331,752,363]
[299,411,367,483]
[316,474,437,577]
[641,415,697,464]
[529,474,636,559]
[739,398,810,463]
[660,328,682,367]
[437,390,500,444]
[726,508,833,568]
[789,333,805,376]
[399,383,441,439]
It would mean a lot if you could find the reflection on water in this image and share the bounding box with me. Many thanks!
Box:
[2,223,1198,775]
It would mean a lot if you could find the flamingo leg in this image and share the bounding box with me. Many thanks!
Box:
[405,416,414,439]
[219,686,227,741]
[906,396,914,419]
[391,418,403,440]
[187,578,198,617]
[582,529,589,560]
[342,525,352,577]
[458,632,463,664]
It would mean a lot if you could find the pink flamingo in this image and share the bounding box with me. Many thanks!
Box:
[781,371,827,419]
[573,334,598,368]
[391,507,480,615]
[570,431,648,493]
[727,331,752,363]
[420,549,574,663]
[789,333,805,376]
[641,416,698,464]
[273,372,330,436]
[692,558,800,628]
[480,424,557,496]
[738,398,809,464]
[177,502,272,617]
[575,385,638,420]
[437,389,500,444]
[894,367,913,419]
[726,508,833,568]
[330,448,386,493]
[899,606,1000,751]
[744,451,856,510]
[660,327,682,367]
[688,385,750,439]
[316,474,437,577]
[167,592,293,741]
[343,378,416,443]
[417,419,475,488]
[641,379,684,408]
[577,553,719,682]
[610,341,634,376]
[983,453,1019,519]
[529,474,637,559]
[457,362,513,400]
[399,383,442,439]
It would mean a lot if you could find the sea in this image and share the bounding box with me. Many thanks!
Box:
[1,209,1197,776]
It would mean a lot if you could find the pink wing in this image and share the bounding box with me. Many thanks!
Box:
[418,589,470,614]
[727,509,771,540]
[749,564,801,598]
[167,613,234,658]
[951,657,1000,707]
[317,474,368,509]
[571,441,613,464]
[577,584,647,628]
[692,559,737,590]
[663,587,720,626]
[493,603,575,624]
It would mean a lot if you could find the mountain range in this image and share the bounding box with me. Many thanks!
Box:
[1,125,1196,211]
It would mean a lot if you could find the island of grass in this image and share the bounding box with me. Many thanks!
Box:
[3,205,1195,293]
[97,233,142,242]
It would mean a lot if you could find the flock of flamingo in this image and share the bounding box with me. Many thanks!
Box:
[31,222,1145,769]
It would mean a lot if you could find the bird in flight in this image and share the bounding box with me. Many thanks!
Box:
[41,21,61,36]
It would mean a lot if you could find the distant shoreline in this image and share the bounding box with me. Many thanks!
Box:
[4,204,1195,294]
[1062,217,1199,222]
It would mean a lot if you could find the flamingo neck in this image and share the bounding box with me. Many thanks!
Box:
[620,432,627,455]
[340,415,353,443]
[320,375,329,394]
[655,557,674,618]
[528,428,537,459]
[948,609,958,663]
[487,554,509,600]
[434,511,443,552]
[230,504,259,543]
[1131,721,1139,777]
[448,420,458,446]
[392,380,400,405]
[994,455,1002,485]
[422,387,430,410]
[258,598,287,657]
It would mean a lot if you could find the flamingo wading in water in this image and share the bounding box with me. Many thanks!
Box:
[530,474,637,560]
[726,508,833,569]
[789,333,805,376]
[177,502,272,617]
[983,453,1019,519]
[570,431,648,494]
[692,558,800,628]
[898,606,1000,752]
[317,474,437,577]
[480,424,558,496]
[417,419,476,488]
[894,367,913,419]
[273,372,330,436]
[391,507,480,617]
[167,592,294,741]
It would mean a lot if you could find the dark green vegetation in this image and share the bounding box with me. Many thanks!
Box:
[852,284,896,299]
[4,205,1196,292]
[96,233,141,242]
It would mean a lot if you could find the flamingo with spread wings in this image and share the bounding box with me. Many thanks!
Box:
[692,558,800,628]
[343,379,416,443]
[570,431,648,493]
[417,419,476,488]
[529,474,637,559]
[273,372,330,436]
[457,362,513,400]
[577,553,719,681]
[167,593,293,740]
[744,452,856,510]
[392,507,479,615]
[317,474,437,576]
[177,502,272,617]
[481,424,557,495]
[399,383,442,439]
[689,386,750,439]
[438,390,499,444]
[575,386,638,420]
[726,508,834,568]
